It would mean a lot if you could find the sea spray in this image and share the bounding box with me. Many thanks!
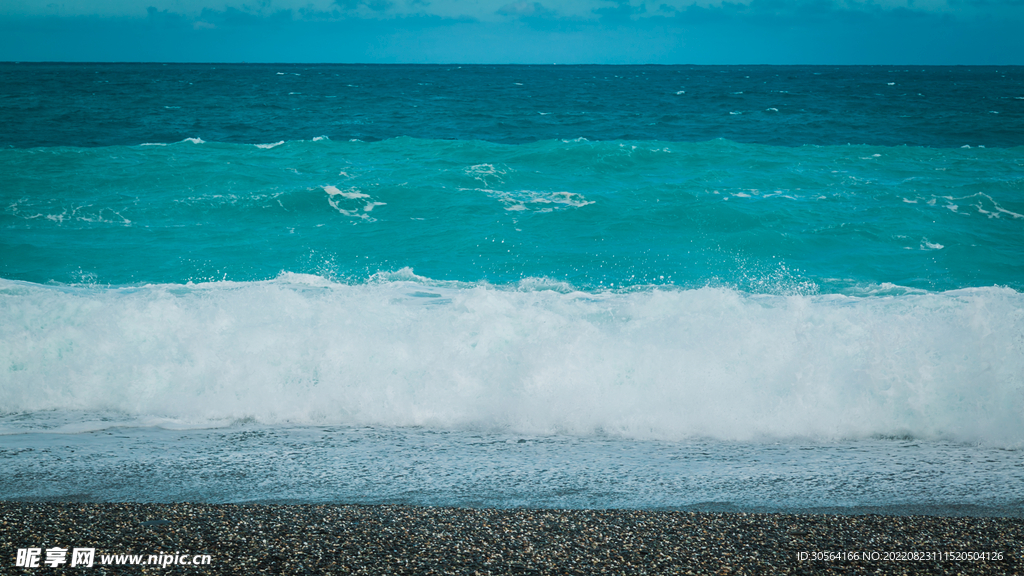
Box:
[3,275,1021,446]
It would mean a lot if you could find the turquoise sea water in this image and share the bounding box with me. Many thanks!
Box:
[3,137,1023,291]
[1,64,1023,512]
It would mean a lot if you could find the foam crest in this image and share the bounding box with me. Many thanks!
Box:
[470,188,595,212]
[322,185,385,220]
[2,277,1022,447]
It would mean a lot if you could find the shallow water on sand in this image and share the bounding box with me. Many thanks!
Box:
[2,424,1021,516]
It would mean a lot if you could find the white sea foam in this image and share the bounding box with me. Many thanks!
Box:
[5,202,132,226]
[463,186,594,212]
[256,141,285,149]
[322,185,383,220]
[912,192,1023,219]
[1,275,1021,447]
[323,185,369,199]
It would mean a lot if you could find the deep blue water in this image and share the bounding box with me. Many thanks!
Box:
[3,64,1023,148]
[1,64,1022,512]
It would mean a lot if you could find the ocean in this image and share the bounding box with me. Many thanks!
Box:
[1,63,1022,514]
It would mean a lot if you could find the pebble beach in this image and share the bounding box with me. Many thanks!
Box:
[2,502,1020,575]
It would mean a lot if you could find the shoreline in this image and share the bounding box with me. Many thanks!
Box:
[2,502,1019,574]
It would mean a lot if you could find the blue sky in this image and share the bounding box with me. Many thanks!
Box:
[1,0,1021,63]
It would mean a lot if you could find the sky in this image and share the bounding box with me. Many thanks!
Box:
[0,0,1021,63]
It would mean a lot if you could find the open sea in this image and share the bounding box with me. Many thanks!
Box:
[1,63,1023,515]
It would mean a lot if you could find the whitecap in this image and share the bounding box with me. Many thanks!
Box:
[256,141,285,149]
[465,163,511,188]
[323,185,369,199]
[469,188,594,212]
[323,185,383,221]
[968,192,1024,219]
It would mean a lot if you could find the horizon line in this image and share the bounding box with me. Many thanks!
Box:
[3,61,1022,66]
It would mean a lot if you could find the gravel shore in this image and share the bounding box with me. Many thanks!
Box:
[2,502,1019,575]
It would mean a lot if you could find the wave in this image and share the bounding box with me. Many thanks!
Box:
[2,273,1021,447]
[4,136,1022,292]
